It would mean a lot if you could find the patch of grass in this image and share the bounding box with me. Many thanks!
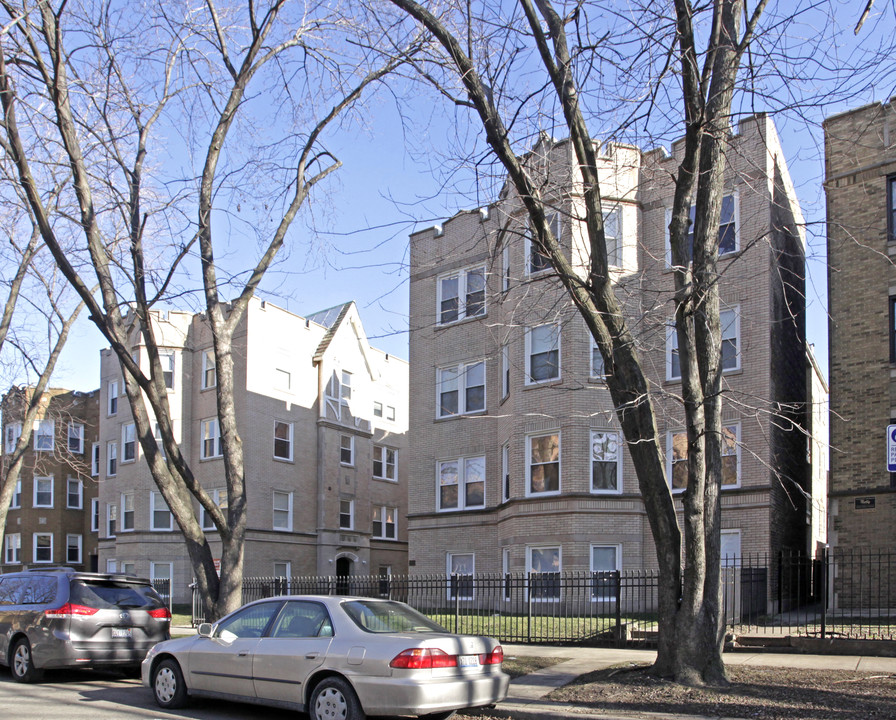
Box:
[501,656,570,679]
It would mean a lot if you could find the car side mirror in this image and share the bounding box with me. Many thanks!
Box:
[198,623,213,638]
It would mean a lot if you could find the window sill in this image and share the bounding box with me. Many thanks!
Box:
[435,312,488,330]
[523,378,562,389]
[273,456,295,464]
[373,476,398,483]
[435,410,487,422]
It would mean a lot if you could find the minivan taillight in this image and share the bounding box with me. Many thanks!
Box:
[481,646,504,665]
[390,648,458,669]
[149,607,172,620]
[44,603,99,618]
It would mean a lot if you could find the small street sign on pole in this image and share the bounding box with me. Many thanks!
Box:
[887,425,896,473]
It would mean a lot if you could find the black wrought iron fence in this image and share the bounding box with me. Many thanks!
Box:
[190,551,896,643]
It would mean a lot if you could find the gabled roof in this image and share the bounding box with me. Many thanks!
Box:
[310,301,353,364]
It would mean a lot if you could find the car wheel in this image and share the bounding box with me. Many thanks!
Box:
[310,676,366,720]
[10,638,43,683]
[419,713,457,720]
[152,658,188,709]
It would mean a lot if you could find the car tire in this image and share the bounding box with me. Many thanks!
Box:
[152,658,188,709]
[420,712,457,720]
[310,676,366,720]
[10,638,43,683]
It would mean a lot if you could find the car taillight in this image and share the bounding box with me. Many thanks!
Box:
[390,648,458,669]
[149,607,172,620]
[44,603,99,618]
[481,646,504,665]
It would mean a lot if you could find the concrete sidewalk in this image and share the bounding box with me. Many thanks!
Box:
[493,643,896,720]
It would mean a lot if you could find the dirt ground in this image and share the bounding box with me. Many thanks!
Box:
[462,661,896,719]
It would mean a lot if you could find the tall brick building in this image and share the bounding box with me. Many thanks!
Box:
[2,387,100,571]
[407,114,820,600]
[825,99,896,553]
[94,298,408,603]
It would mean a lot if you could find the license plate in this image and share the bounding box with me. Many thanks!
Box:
[111,628,132,639]
[458,654,480,667]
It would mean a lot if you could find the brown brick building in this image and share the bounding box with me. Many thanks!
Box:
[2,387,100,571]
[407,114,821,607]
[825,99,896,554]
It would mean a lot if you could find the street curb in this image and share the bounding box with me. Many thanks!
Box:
[477,700,746,720]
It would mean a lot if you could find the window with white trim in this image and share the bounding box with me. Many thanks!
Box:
[91,443,100,476]
[501,345,510,399]
[202,349,217,389]
[340,371,351,405]
[527,212,561,275]
[160,350,175,389]
[107,441,117,476]
[200,418,222,459]
[273,421,293,461]
[339,499,354,530]
[591,335,607,380]
[437,361,485,417]
[34,476,53,508]
[66,534,82,564]
[154,423,166,459]
[373,445,397,481]
[667,307,739,380]
[4,533,21,564]
[33,533,53,563]
[150,491,173,531]
[525,324,560,383]
[121,562,136,576]
[502,246,511,291]
[591,431,622,494]
[372,506,397,539]
[200,488,227,531]
[437,265,486,325]
[10,479,21,509]
[447,552,474,600]
[122,423,137,462]
[273,561,291,579]
[603,205,622,268]
[502,443,510,502]
[665,193,738,266]
[386,405,395,421]
[34,419,54,451]
[67,478,83,509]
[91,498,99,532]
[273,490,293,531]
[591,545,621,601]
[721,529,742,567]
[527,546,561,601]
[668,423,741,491]
[67,423,84,454]
[437,456,485,511]
[121,492,135,531]
[527,433,560,496]
[4,422,21,453]
[339,435,354,466]
[108,380,119,415]
[106,504,117,536]
[373,401,383,418]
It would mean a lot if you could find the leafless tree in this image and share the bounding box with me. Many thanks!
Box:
[0,0,414,620]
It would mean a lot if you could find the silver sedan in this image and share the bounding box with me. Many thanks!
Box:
[142,595,509,720]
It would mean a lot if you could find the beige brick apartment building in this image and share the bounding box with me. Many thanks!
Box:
[407,114,822,599]
[825,99,896,553]
[2,387,99,571]
[95,298,408,603]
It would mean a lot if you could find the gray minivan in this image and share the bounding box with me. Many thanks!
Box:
[0,567,170,682]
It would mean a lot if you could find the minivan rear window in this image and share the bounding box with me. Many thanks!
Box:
[70,580,165,610]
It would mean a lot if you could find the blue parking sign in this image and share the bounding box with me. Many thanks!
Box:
[888,425,896,472]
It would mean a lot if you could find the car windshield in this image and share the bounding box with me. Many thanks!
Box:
[70,580,165,610]
[342,600,449,634]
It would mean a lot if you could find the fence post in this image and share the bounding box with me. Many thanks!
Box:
[820,546,828,640]
[614,571,623,647]
[454,574,460,634]
[527,573,532,643]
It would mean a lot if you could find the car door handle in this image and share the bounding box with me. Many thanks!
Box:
[305,652,319,659]
[238,651,249,657]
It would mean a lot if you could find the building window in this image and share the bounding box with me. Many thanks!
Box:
[108,380,119,415]
[91,443,100,476]
[374,401,383,418]
[340,371,351,405]
[501,345,510,399]
[525,324,560,383]
[591,335,608,380]
[202,349,217,389]
[437,265,486,325]
[66,534,82,564]
[502,245,511,291]
[67,478,83,509]
[107,441,118,476]
[273,561,291,579]
[386,405,395,421]
[591,545,621,601]
[67,423,84,453]
[91,498,99,532]
[121,492,135,531]
[121,562,136,576]
[668,423,741,491]
[4,533,21,564]
[527,433,560,496]
[122,423,137,462]
[106,504,117,537]
[666,193,738,266]
[33,533,53,563]
[33,476,53,508]
[339,499,354,530]
[160,350,175,389]
[502,443,510,502]
[447,553,474,600]
[373,445,397,481]
[667,307,739,380]
[591,431,622,494]
[602,205,622,268]
[154,423,166,459]
[437,361,485,417]
[150,491,173,531]
[527,212,561,275]
[437,456,485,511]
[200,418,222,459]
[10,479,21,509]
[889,176,896,243]
[372,506,397,539]
[34,419,54,451]
[527,546,561,601]
[273,421,293,461]
[4,421,22,453]
[200,488,227,531]
[273,490,292,531]
[339,434,354,465]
